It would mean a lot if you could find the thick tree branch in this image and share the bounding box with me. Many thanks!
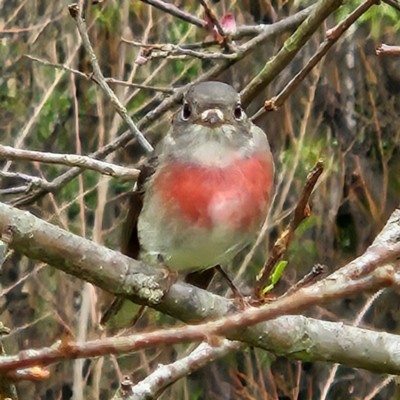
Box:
[0,203,400,374]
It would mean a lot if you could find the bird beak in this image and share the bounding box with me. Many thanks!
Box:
[201,109,224,125]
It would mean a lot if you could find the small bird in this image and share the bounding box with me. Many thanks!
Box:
[102,81,274,325]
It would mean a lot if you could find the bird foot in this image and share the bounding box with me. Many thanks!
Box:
[156,254,178,295]
[215,265,249,310]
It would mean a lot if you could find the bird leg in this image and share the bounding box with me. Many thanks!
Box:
[215,265,247,309]
[156,254,178,294]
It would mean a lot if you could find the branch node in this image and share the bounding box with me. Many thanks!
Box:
[68,3,80,19]
[120,376,134,393]
[264,98,278,111]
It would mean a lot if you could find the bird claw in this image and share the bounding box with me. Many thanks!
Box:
[232,292,252,310]
[156,254,178,295]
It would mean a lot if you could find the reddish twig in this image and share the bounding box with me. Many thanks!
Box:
[255,160,324,298]
[0,266,396,374]
[376,44,400,55]
[199,0,234,51]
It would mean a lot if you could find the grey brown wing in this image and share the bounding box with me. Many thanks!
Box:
[100,157,158,327]
[121,157,159,259]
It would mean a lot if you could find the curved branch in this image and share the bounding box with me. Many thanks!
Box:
[0,203,400,374]
[1,314,400,375]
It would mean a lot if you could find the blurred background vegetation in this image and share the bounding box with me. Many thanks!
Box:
[1,0,400,399]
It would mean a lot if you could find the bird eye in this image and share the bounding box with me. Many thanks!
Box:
[181,102,191,120]
[234,104,243,120]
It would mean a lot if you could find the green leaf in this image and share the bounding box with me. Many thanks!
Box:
[262,260,289,295]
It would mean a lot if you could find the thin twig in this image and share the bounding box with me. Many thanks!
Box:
[0,145,139,180]
[381,0,400,12]
[199,0,225,39]
[251,0,379,120]
[0,170,42,183]
[24,54,88,79]
[104,78,173,93]
[0,186,30,195]
[376,44,400,55]
[283,264,328,296]
[199,0,233,51]
[25,55,174,93]
[121,38,219,50]
[140,0,206,28]
[320,289,385,400]
[122,38,237,60]
[68,4,153,153]
[255,160,325,298]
